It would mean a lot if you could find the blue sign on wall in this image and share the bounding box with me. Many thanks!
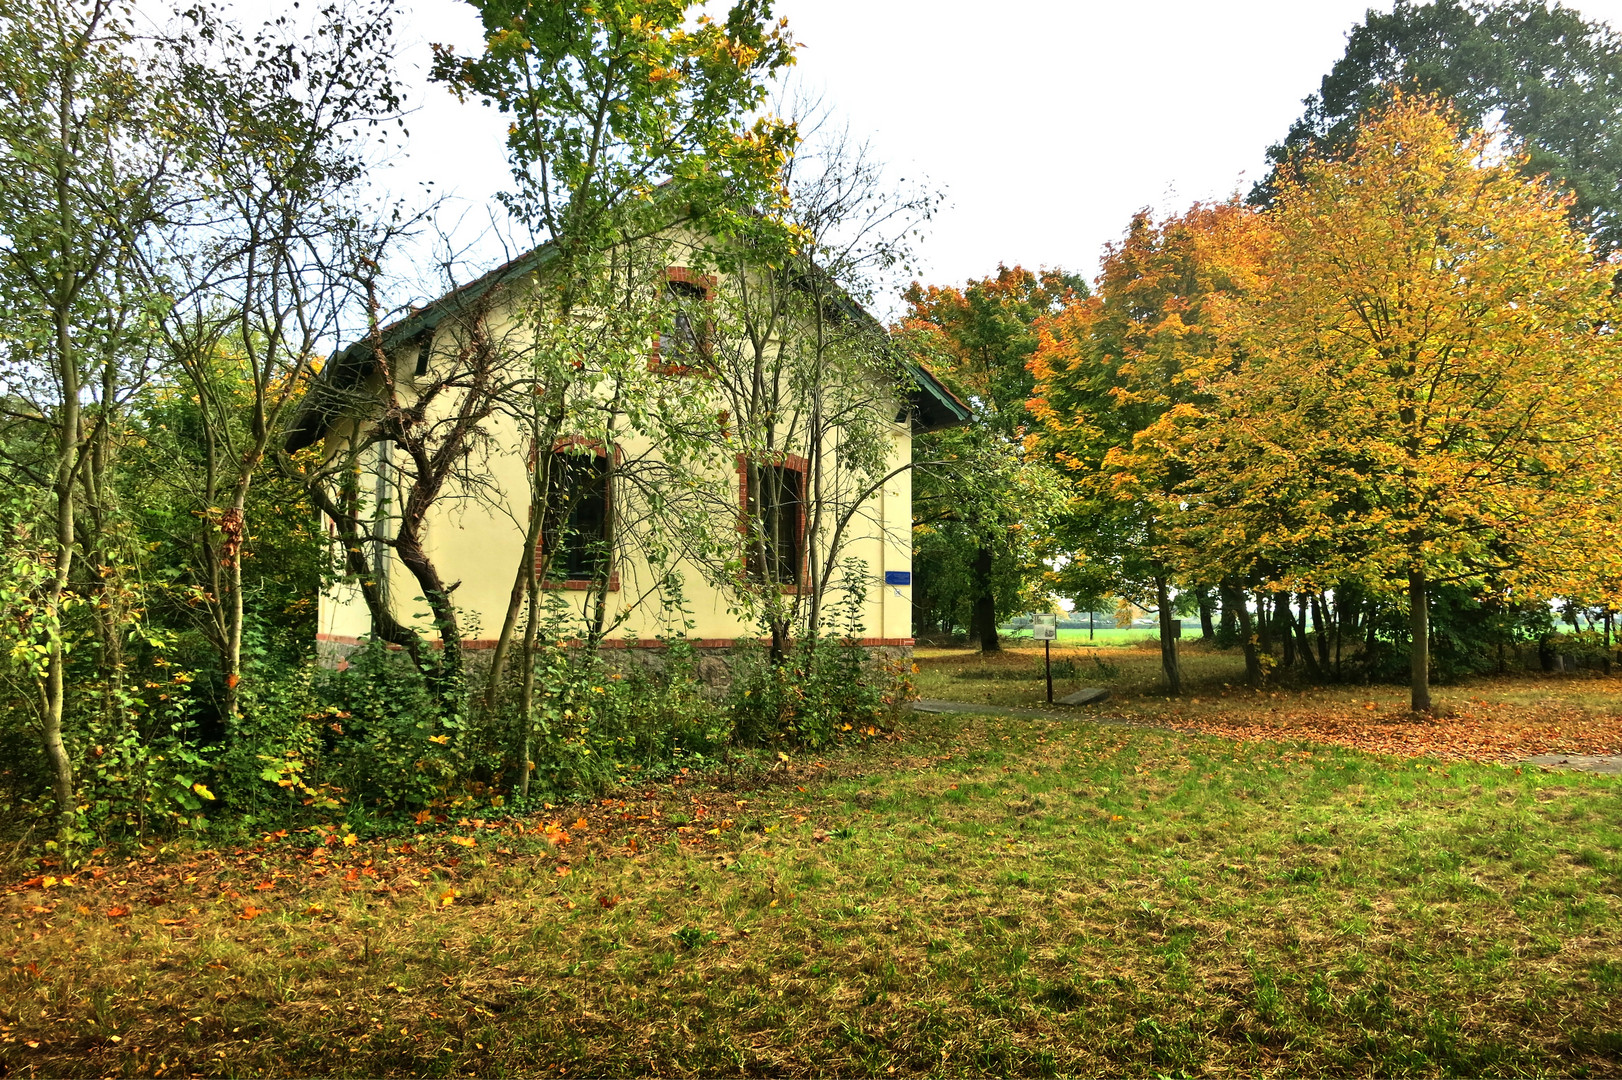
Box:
[884,570,912,586]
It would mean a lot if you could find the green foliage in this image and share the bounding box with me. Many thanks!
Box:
[316,644,469,813]
[1259,0,1622,255]
[727,639,909,748]
[431,0,796,257]
[904,267,1081,642]
[73,668,216,839]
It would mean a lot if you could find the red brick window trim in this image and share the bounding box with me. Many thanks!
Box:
[650,266,718,376]
[537,437,621,592]
[737,452,810,594]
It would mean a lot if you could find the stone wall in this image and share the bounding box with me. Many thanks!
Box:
[314,633,913,698]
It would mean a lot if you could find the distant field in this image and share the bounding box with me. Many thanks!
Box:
[999,626,1165,647]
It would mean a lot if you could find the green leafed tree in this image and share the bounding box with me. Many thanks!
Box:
[901,266,1080,652]
[1258,0,1622,255]
[0,0,178,837]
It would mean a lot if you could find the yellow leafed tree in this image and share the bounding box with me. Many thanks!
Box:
[1164,95,1622,711]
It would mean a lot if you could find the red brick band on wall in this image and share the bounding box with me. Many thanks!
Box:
[317,633,915,651]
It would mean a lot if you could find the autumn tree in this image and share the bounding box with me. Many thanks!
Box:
[0,0,179,836]
[144,0,405,726]
[902,265,1078,651]
[1171,96,1622,712]
[1028,202,1265,695]
[426,0,796,725]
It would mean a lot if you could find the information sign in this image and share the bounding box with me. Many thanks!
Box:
[1031,614,1058,641]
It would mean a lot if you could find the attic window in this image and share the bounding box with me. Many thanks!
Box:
[651,267,717,375]
[413,335,432,377]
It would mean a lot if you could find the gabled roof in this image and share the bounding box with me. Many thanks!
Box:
[284,241,969,452]
[284,245,557,452]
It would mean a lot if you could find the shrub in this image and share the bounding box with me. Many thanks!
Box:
[728,639,909,749]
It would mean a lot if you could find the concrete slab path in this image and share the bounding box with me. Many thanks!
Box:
[1522,754,1622,776]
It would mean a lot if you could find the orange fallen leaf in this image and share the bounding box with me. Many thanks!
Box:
[106,905,130,918]
[239,905,266,920]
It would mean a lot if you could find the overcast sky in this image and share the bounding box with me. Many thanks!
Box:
[370,0,1622,308]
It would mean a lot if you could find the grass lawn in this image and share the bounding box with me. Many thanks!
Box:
[918,641,1622,762]
[4,675,1621,1077]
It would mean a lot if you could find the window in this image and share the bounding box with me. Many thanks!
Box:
[742,459,805,586]
[651,268,716,374]
[540,449,612,586]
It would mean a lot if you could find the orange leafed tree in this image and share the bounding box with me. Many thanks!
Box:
[1163,95,1622,711]
[1027,201,1266,694]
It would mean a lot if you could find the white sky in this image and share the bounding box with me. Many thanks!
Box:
[372,0,1622,305]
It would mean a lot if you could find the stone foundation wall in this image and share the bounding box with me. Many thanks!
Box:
[315,633,913,698]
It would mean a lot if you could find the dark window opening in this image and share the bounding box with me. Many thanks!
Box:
[746,463,803,585]
[541,451,611,582]
[413,334,432,377]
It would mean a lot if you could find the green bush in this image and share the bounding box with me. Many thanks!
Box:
[728,639,886,749]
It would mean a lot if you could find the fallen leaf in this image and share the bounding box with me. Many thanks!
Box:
[105,905,130,918]
[448,836,476,848]
[239,905,266,920]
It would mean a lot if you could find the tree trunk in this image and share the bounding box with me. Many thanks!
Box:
[1197,587,1216,641]
[219,459,258,725]
[1409,569,1431,713]
[1364,595,1379,664]
[1255,590,1273,653]
[1219,585,1238,642]
[1309,592,1331,669]
[518,565,541,801]
[1289,593,1324,680]
[971,543,999,654]
[44,279,80,840]
[1155,574,1182,695]
[1276,591,1295,669]
[1221,582,1262,687]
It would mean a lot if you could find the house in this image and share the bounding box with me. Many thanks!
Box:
[286,232,969,679]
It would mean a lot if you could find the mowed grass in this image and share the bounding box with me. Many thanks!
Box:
[918,638,1242,707]
[4,712,1622,1077]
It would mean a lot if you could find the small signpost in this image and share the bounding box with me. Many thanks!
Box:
[1031,614,1058,704]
